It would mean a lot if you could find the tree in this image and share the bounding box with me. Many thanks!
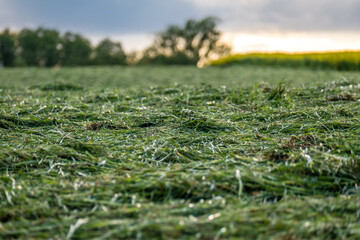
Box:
[0,29,16,67]
[18,29,37,66]
[140,16,231,65]
[18,27,61,67]
[61,32,92,66]
[93,39,127,65]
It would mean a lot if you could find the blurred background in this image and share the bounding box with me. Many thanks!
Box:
[0,0,360,68]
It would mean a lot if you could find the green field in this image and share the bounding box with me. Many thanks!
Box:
[1,66,360,239]
[211,51,360,71]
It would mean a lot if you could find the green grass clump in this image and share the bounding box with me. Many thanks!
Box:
[33,81,83,91]
[0,66,360,239]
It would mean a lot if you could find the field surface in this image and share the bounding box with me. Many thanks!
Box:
[1,66,360,239]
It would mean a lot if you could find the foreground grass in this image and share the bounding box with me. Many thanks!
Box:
[0,66,360,239]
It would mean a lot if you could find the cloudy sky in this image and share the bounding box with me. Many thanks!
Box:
[1,0,360,52]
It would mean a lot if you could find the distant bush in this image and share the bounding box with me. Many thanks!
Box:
[138,51,197,65]
[210,52,360,71]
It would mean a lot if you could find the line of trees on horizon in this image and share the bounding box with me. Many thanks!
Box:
[0,17,231,68]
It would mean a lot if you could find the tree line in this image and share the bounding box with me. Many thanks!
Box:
[0,17,230,67]
[0,28,126,67]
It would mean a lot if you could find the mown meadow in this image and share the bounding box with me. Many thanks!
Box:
[0,65,360,239]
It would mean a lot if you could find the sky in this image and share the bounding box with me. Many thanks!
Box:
[1,0,360,53]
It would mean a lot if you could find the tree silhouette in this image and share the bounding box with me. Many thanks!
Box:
[61,32,92,66]
[140,17,230,65]
[18,28,61,67]
[93,39,127,65]
[0,29,16,67]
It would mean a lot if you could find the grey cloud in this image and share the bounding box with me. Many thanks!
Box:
[213,0,360,32]
[0,0,201,34]
[0,0,359,35]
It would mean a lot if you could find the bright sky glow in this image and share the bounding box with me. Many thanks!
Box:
[224,32,360,53]
[89,34,153,52]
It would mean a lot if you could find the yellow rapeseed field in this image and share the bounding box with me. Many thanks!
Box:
[210,51,360,71]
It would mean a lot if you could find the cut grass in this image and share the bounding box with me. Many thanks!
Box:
[0,66,360,239]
